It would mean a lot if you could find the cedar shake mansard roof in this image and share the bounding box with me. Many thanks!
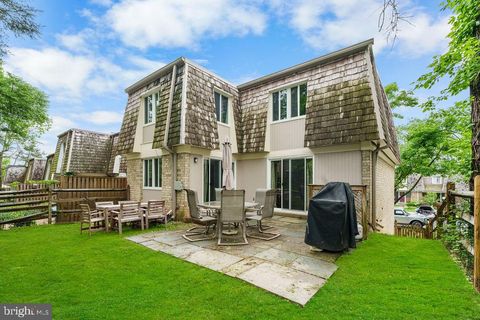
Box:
[117,39,400,161]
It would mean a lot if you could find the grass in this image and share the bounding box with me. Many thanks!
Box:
[1,224,479,319]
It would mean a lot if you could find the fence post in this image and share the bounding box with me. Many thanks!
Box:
[47,185,52,225]
[474,176,480,292]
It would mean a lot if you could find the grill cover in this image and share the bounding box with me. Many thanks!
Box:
[305,182,358,252]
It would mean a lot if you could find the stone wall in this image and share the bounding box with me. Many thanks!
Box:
[175,152,191,220]
[126,157,142,201]
[361,150,373,225]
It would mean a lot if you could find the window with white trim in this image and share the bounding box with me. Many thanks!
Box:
[214,92,228,124]
[272,83,307,122]
[112,155,122,174]
[143,158,162,188]
[144,92,159,124]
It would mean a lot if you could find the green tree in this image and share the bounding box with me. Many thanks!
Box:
[0,66,50,186]
[0,0,41,57]
[414,1,480,180]
[394,101,471,203]
[385,82,418,119]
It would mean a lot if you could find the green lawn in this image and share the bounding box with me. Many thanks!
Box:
[1,224,479,319]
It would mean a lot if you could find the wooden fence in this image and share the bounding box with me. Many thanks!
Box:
[0,186,56,226]
[394,222,432,239]
[0,176,129,225]
[55,176,128,222]
[308,184,368,239]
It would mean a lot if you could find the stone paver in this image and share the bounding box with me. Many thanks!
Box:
[238,262,326,305]
[186,248,243,271]
[254,248,300,266]
[126,217,342,305]
[290,255,338,279]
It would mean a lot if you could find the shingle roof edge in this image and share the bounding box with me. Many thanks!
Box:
[237,38,374,90]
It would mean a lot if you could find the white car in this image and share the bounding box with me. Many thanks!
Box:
[394,208,429,227]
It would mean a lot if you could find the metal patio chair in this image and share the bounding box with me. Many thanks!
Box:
[80,203,106,236]
[218,189,248,246]
[246,189,280,240]
[143,200,172,228]
[182,189,217,242]
[111,202,143,234]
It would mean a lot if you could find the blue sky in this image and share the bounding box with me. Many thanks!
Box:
[4,0,459,155]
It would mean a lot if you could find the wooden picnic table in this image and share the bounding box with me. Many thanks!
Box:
[96,202,148,232]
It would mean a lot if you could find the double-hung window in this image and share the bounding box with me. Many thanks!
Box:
[144,92,159,125]
[272,83,307,122]
[214,92,228,124]
[143,158,162,188]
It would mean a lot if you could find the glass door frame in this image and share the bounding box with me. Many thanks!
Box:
[268,156,313,211]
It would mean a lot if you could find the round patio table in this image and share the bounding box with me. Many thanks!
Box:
[202,201,258,235]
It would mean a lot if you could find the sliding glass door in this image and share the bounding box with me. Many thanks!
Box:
[270,158,313,211]
[203,158,236,202]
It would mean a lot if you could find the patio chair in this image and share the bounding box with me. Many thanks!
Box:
[80,203,106,236]
[118,200,137,205]
[183,189,217,242]
[95,201,114,209]
[143,200,172,228]
[111,202,143,234]
[218,189,248,246]
[246,189,280,240]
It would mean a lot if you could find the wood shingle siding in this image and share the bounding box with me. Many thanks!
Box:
[152,65,184,148]
[184,64,240,149]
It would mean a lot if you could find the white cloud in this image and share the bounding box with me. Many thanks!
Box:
[4,46,166,101]
[50,115,76,134]
[106,0,267,49]
[5,47,95,98]
[80,111,124,125]
[284,0,449,57]
[56,33,88,52]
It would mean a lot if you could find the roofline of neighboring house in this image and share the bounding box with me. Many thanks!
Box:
[56,128,118,138]
[237,38,374,90]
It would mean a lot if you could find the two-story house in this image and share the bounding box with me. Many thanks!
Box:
[117,39,399,234]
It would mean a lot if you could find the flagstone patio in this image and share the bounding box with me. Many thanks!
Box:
[126,216,341,306]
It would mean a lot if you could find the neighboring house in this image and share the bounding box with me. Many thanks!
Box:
[396,175,469,204]
[49,129,126,179]
[117,39,400,234]
[24,158,47,181]
[3,165,27,185]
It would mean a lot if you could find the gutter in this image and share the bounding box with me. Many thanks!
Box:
[163,64,178,219]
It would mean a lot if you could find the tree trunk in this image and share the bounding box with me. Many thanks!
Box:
[471,19,480,188]
[0,151,3,188]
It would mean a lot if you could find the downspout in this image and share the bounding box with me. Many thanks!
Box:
[371,141,388,230]
[163,64,178,219]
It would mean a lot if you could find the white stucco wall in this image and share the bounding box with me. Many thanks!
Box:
[236,158,267,202]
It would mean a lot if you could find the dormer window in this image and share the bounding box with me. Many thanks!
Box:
[144,92,159,125]
[272,83,307,122]
[215,91,228,124]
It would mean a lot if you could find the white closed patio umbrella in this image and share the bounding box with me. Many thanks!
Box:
[222,137,234,190]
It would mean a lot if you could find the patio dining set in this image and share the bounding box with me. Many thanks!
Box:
[79,200,172,235]
[78,188,281,245]
[184,188,280,245]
